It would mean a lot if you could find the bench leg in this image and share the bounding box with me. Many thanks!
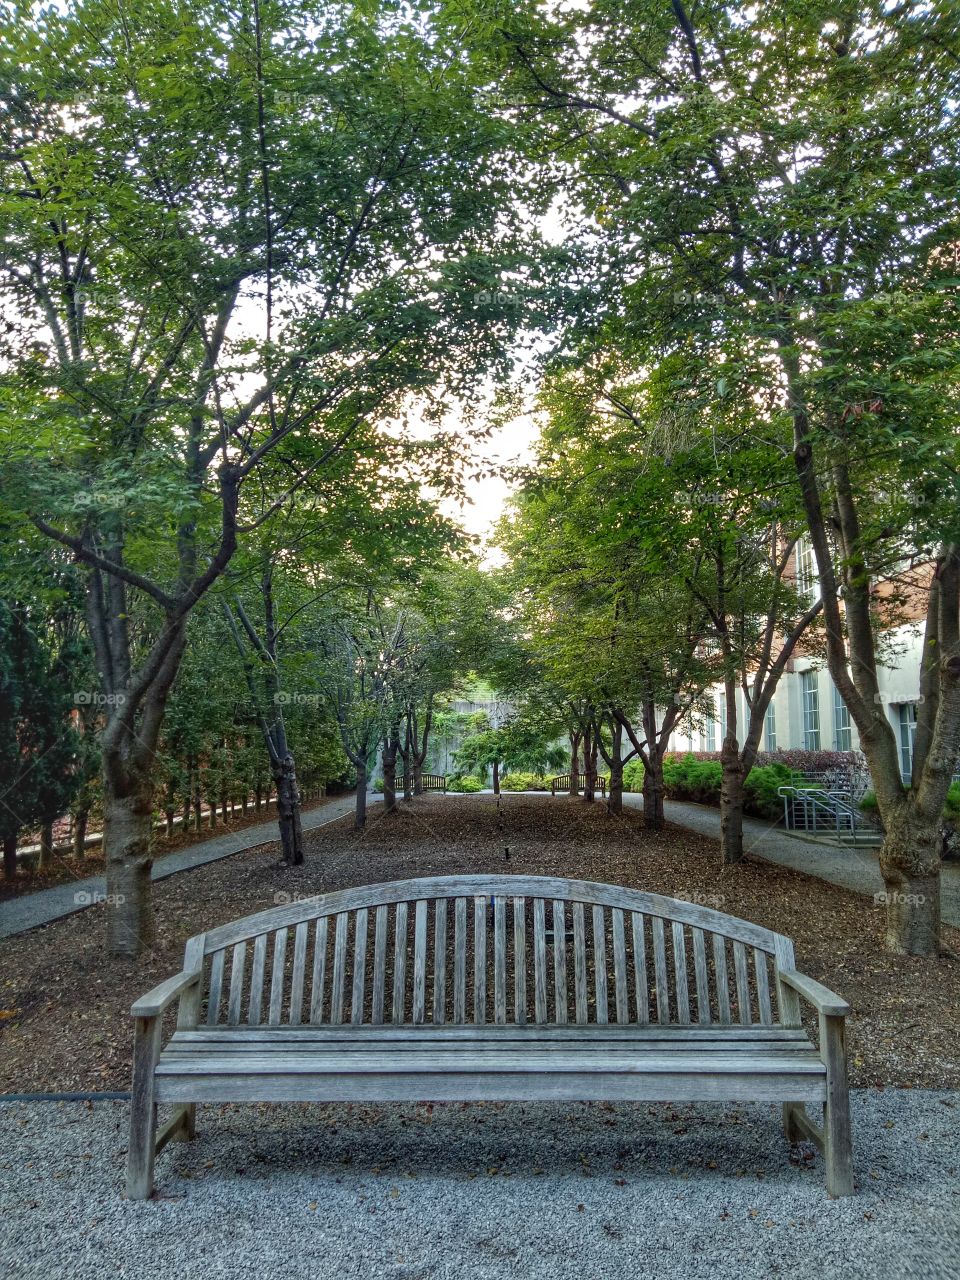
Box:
[127,1015,161,1200]
[169,1103,196,1141]
[822,1013,854,1197]
[782,1102,805,1144]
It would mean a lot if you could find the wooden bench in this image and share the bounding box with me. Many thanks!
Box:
[398,774,447,793]
[127,874,853,1199]
[550,774,607,796]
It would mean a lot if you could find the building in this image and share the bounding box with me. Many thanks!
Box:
[670,538,926,782]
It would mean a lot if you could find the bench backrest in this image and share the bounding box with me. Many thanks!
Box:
[185,875,799,1031]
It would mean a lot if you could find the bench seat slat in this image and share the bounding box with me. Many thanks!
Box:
[158,1047,826,1074]
[172,1024,813,1043]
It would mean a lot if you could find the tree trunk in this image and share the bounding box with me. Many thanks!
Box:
[274,753,304,866]
[255,784,263,814]
[3,833,17,880]
[879,802,942,955]
[38,821,55,872]
[583,727,596,802]
[642,757,666,830]
[72,809,88,860]
[164,808,175,839]
[207,792,217,828]
[193,766,202,831]
[382,739,398,814]
[606,722,624,816]
[568,731,581,796]
[413,759,423,795]
[355,760,368,830]
[241,790,248,815]
[492,759,500,796]
[102,778,155,957]
[720,755,746,865]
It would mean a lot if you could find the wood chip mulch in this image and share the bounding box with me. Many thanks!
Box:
[1,795,957,1094]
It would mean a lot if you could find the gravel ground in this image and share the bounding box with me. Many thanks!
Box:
[2,1090,958,1280]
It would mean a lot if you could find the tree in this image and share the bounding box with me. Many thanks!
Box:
[0,0,536,952]
[501,0,960,951]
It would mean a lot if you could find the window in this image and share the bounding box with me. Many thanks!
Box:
[897,703,918,782]
[801,670,821,750]
[795,537,817,600]
[833,684,852,751]
[704,701,716,751]
[764,701,777,752]
[719,695,727,745]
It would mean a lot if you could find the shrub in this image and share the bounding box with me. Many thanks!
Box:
[743,763,810,820]
[499,772,549,792]
[622,759,645,793]
[447,775,482,793]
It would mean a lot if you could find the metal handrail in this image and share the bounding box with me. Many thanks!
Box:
[778,785,861,837]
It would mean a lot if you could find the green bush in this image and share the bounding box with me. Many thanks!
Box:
[622,759,645,793]
[499,772,549,792]
[743,762,811,820]
[447,775,482,793]
[662,754,723,804]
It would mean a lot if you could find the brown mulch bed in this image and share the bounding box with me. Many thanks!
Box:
[1,794,957,1094]
[0,796,332,903]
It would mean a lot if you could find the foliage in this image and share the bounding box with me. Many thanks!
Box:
[498,773,549,792]
[446,775,483,793]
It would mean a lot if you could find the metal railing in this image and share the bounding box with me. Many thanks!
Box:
[550,774,608,797]
[778,785,863,837]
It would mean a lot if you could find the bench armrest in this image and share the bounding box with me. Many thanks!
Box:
[131,970,201,1019]
[778,968,850,1017]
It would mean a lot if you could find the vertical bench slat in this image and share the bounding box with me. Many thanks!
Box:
[227,942,247,1026]
[351,908,369,1026]
[433,900,448,1024]
[268,928,288,1027]
[494,896,507,1025]
[371,906,388,1025]
[289,922,309,1026]
[733,940,752,1026]
[611,908,628,1024]
[631,913,649,1025]
[713,933,731,1024]
[754,947,773,1025]
[248,934,268,1027]
[330,912,348,1025]
[652,917,670,1024]
[592,904,608,1025]
[572,902,588,1024]
[392,902,408,1025]
[206,950,225,1027]
[691,927,711,1025]
[473,896,486,1024]
[533,898,548,1024]
[453,897,467,1024]
[513,895,527,1025]
[553,900,568,1024]
[309,918,328,1024]
[412,900,428,1025]
[671,921,691,1023]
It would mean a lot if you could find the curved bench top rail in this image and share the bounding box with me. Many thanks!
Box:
[196,874,792,958]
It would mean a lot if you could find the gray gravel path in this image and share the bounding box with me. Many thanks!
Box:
[2,1090,957,1280]
[0,794,379,940]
